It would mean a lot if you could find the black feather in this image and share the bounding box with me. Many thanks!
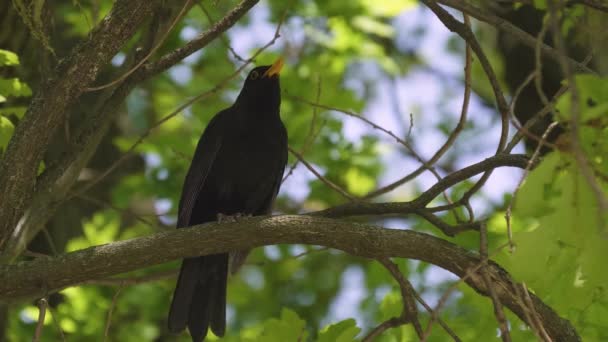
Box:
[168,63,287,341]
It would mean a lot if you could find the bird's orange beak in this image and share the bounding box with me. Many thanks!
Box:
[263,57,284,78]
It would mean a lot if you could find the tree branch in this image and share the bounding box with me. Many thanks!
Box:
[0,215,580,341]
[0,0,155,249]
[435,0,595,75]
[1,0,262,260]
[312,154,531,220]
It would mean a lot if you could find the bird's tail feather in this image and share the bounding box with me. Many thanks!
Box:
[168,254,228,342]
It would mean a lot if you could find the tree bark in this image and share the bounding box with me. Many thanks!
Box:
[0,0,156,248]
[0,215,580,341]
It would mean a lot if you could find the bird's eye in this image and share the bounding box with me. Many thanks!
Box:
[250,71,260,80]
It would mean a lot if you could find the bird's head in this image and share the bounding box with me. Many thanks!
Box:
[235,57,284,114]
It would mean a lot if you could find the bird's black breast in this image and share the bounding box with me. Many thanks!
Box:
[187,109,287,224]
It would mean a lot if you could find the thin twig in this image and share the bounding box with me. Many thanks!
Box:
[287,95,451,203]
[282,76,323,184]
[521,283,552,341]
[507,70,558,151]
[288,146,358,201]
[103,285,124,341]
[47,305,66,342]
[33,298,48,342]
[505,122,559,252]
[422,1,511,211]
[86,0,194,92]
[436,0,596,74]
[505,51,593,152]
[362,317,409,342]
[378,258,424,338]
[534,18,552,109]
[198,1,247,62]
[479,223,511,342]
[421,242,511,340]
[409,286,462,341]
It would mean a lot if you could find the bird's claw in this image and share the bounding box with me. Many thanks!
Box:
[217,213,251,223]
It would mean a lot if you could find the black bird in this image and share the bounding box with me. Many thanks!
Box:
[168,58,288,342]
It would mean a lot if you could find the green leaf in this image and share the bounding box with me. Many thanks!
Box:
[0,49,19,66]
[499,152,608,330]
[533,0,547,9]
[318,319,361,342]
[556,74,608,122]
[379,291,401,320]
[344,167,375,196]
[360,0,417,17]
[352,16,395,38]
[0,116,15,153]
[0,106,27,119]
[0,78,33,98]
[259,308,308,342]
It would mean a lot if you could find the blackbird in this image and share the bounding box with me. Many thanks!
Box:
[168,58,288,342]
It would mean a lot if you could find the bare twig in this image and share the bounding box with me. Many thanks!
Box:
[479,224,512,342]
[505,122,559,252]
[511,280,551,341]
[33,298,48,342]
[312,154,532,222]
[505,51,593,152]
[377,258,424,338]
[47,305,66,342]
[86,0,194,91]
[287,95,453,204]
[507,70,558,152]
[143,0,261,77]
[198,1,247,62]
[282,76,323,184]
[421,242,511,340]
[534,19,552,109]
[288,146,358,201]
[408,286,461,341]
[521,283,552,341]
[422,1,511,210]
[362,317,410,342]
[103,285,124,341]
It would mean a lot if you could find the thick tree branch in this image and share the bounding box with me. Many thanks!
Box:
[1,0,261,259]
[0,216,579,341]
[0,0,155,249]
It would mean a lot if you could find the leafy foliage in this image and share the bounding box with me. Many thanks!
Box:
[2,1,607,341]
[0,49,31,154]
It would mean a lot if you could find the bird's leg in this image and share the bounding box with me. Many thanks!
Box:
[216,213,253,275]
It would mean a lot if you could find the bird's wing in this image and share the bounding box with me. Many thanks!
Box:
[249,125,288,215]
[176,110,228,228]
[268,136,289,206]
